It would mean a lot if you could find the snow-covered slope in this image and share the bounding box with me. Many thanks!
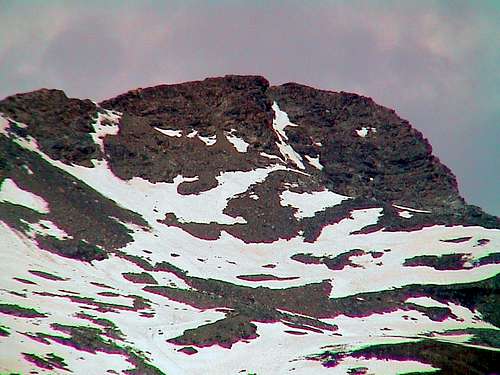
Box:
[0,76,498,374]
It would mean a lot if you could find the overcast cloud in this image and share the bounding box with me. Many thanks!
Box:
[1,0,498,214]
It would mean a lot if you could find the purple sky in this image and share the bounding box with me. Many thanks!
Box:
[1,1,499,215]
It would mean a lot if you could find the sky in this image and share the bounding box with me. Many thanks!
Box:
[0,0,498,215]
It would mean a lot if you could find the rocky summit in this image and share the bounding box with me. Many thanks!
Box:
[0,75,498,374]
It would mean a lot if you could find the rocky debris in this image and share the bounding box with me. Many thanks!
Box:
[440,236,473,243]
[268,83,462,210]
[38,324,165,374]
[22,352,69,372]
[28,270,67,281]
[314,339,499,374]
[354,200,499,233]
[103,112,263,193]
[0,89,100,166]
[99,74,460,210]
[100,75,277,155]
[403,252,500,270]
[0,303,47,318]
[142,261,500,349]
[99,76,281,193]
[122,272,158,285]
[403,253,469,270]
[0,136,147,261]
[235,274,300,282]
[178,346,198,355]
[1,75,498,232]
[0,75,499,374]
[101,75,498,229]
[168,314,258,349]
[291,249,367,271]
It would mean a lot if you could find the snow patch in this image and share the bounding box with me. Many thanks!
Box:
[12,133,278,225]
[405,297,448,308]
[305,155,323,170]
[393,204,431,213]
[260,152,283,161]
[14,135,286,225]
[187,130,198,138]
[333,356,438,374]
[356,127,377,137]
[4,121,500,374]
[225,129,249,152]
[0,179,49,213]
[197,134,217,146]
[21,165,34,175]
[0,115,10,135]
[28,219,72,239]
[91,109,121,151]
[154,128,182,137]
[280,189,349,219]
[398,210,413,218]
[0,116,28,136]
[272,102,305,169]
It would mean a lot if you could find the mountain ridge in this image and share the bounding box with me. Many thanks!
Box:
[0,76,496,217]
[0,75,498,374]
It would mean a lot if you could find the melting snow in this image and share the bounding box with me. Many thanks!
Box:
[356,127,369,137]
[162,321,343,374]
[260,152,283,161]
[27,219,72,239]
[91,109,121,151]
[304,155,323,170]
[332,357,438,374]
[272,102,305,169]
[405,297,448,308]
[12,133,285,225]
[225,130,249,152]
[187,130,198,138]
[197,134,217,146]
[2,121,500,374]
[0,178,49,213]
[398,210,413,218]
[154,128,182,137]
[393,204,431,213]
[356,127,377,137]
[280,189,349,218]
[22,165,34,175]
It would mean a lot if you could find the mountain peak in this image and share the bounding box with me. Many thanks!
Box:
[0,75,498,374]
[1,76,496,224]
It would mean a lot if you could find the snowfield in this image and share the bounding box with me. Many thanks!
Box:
[0,104,499,375]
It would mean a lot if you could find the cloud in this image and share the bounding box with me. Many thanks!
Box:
[0,0,498,214]
[39,16,126,98]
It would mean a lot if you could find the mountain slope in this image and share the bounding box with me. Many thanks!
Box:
[0,75,498,374]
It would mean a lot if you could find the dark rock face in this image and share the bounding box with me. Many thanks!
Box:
[0,75,499,374]
[0,89,100,167]
[100,75,275,152]
[0,75,472,210]
[99,76,285,194]
[102,113,264,193]
[1,75,497,246]
[316,339,500,375]
[268,83,461,210]
[0,135,147,261]
[99,75,496,228]
[99,75,462,209]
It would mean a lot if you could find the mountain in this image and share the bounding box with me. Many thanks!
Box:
[0,75,498,374]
